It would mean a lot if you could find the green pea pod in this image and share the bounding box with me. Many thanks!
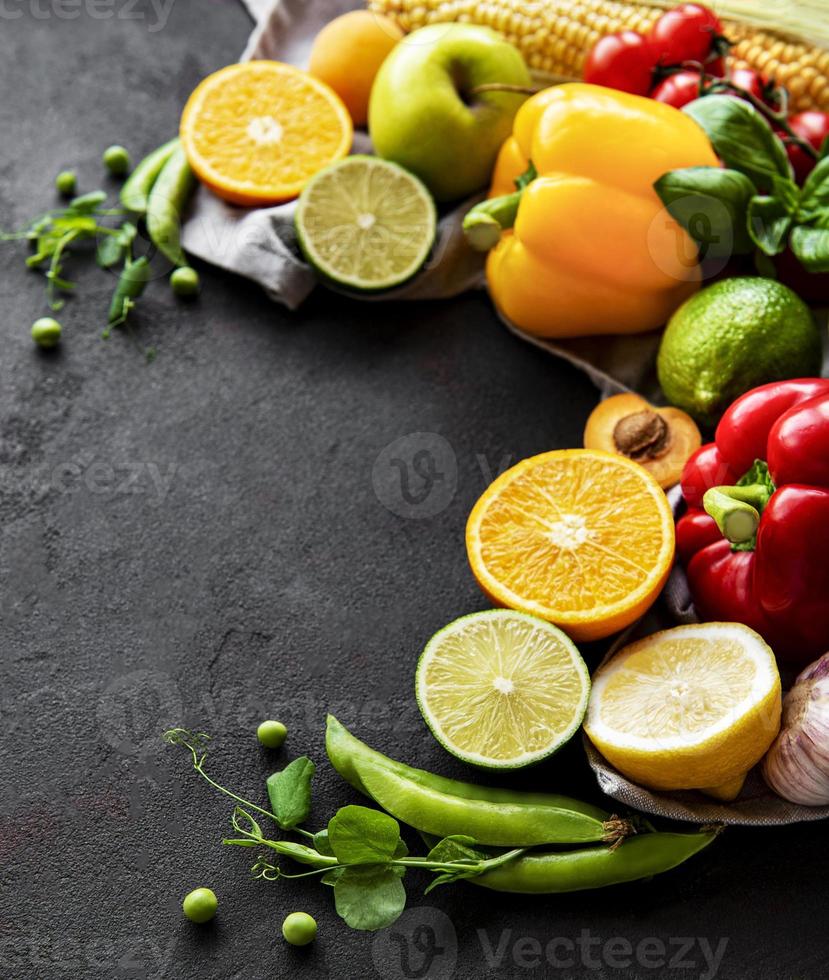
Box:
[120,138,180,214]
[325,716,629,847]
[146,145,196,268]
[470,829,720,894]
[107,255,150,325]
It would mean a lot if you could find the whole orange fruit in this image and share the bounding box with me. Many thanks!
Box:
[309,11,404,127]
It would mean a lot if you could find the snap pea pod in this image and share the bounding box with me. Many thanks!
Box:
[470,829,719,894]
[120,138,180,214]
[107,256,150,326]
[325,716,631,847]
[146,145,196,268]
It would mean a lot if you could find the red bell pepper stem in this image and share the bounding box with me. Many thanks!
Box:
[703,483,772,545]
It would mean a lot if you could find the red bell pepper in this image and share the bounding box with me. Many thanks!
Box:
[677,378,829,668]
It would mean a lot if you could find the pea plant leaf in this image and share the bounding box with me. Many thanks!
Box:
[67,190,108,214]
[327,805,402,865]
[333,866,407,931]
[96,234,124,268]
[747,195,793,256]
[684,95,792,188]
[266,756,315,830]
[423,835,491,894]
[653,166,756,257]
[313,829,334,856]
[426,835,487,865]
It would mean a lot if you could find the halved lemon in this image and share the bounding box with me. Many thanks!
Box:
[466,449,675,642]
[416,610,590,768]
[180,61,353,206]
[584,623,782,798]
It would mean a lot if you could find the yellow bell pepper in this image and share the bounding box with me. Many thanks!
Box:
[464,83,719,338]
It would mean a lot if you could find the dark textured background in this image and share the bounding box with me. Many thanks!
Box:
[1,3,826,978]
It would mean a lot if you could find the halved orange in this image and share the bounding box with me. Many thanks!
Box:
[180,61,353,207]
[466,449,675,642]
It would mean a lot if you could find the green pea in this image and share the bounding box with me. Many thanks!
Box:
[103,145,131,176]
[257,720,287,749]
[282,911,317,946]
[182,887,218,923]
[170,266,200,297]
[55,170,77,197]
[470,830,719,894]
[31,316,62,348]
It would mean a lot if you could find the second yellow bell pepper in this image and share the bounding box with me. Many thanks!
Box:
[464,83,719,339]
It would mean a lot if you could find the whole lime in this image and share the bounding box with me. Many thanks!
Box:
[657,277,822,427]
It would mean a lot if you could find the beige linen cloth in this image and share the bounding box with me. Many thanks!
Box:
[181,0,829,825]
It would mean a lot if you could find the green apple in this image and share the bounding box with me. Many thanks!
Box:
[368,24,531,202]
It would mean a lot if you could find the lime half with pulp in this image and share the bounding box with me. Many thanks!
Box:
[295,155,436,291]
[416,610,591,769]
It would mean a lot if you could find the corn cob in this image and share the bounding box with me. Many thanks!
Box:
[367,0,829,113]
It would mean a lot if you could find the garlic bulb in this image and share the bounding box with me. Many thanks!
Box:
[763,653,829,805]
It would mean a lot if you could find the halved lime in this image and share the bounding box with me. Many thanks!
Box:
[416,610,591,769]
[295,155,436,291]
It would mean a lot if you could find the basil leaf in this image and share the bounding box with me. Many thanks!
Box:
[684,96,791,187]
[265,756,315,830]
[769,174,800,212]
[654,166,755,256]
[797,155,829,223]
[328,805,400,865]
[753,249,778,278]
[333,866,406,931]
[790,225,829,272]
[747,196,792,255]
[96,235,124,268]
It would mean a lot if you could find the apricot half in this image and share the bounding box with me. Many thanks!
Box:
[583,393,701,490]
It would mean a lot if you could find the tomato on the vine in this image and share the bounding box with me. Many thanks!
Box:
[651,70,705,108]
[727,67,779,108]
[650,4,724,71]
[786,111,829,183]
[583,31,657,96]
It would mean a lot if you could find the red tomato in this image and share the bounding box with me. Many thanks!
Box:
[650,3,723,67]
[651,70,704,108]
[786,111,829,183]
[728,67,767,101]
[583,31,657,96]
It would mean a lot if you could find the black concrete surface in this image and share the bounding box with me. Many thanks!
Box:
[1,3,827,979]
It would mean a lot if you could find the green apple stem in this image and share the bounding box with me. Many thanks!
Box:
[468,82,540,97]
